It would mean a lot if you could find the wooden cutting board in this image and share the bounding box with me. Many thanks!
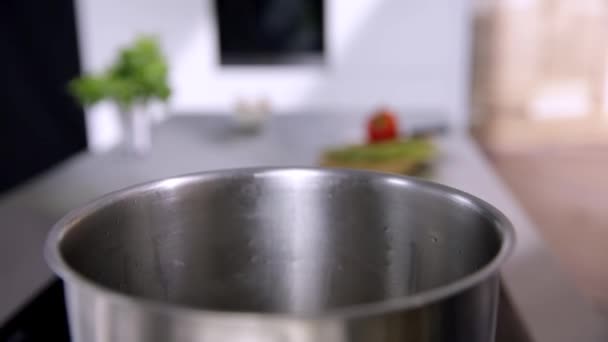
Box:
[319,139,435,175]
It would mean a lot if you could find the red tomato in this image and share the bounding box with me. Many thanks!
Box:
[367,110,398,143]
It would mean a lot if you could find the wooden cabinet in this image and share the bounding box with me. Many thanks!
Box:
[471,0,608,151]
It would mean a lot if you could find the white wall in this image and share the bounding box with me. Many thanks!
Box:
[76,0,472,151]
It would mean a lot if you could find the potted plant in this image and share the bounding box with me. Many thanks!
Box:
[69,36,170,154]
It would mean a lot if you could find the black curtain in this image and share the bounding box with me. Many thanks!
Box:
[0,0,86,193]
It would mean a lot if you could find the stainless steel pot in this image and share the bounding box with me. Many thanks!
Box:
[46,168,514,342]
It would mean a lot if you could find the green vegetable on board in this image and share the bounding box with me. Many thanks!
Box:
[325,139,435,163]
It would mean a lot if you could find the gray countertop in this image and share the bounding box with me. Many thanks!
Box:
[1,114,606,340]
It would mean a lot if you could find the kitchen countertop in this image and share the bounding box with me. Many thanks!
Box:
[1,114,606,340]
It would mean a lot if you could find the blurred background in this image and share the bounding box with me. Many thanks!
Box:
[471,0,608,306]
[1,0,608,340]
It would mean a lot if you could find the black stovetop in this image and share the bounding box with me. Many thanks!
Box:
[0,279,530,342]
[0,279,69,342]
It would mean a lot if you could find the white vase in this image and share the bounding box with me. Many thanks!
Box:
[120,104,151,155]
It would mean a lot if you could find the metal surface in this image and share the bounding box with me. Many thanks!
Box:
[46,168,514,342]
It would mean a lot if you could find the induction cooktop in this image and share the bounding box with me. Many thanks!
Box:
[0,279,69,342]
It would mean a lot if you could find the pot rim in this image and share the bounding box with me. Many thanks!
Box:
[45,167,515,320]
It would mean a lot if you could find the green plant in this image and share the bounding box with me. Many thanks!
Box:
[69,36,170,109]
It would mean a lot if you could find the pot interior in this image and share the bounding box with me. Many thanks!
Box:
[56,169,506,314]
